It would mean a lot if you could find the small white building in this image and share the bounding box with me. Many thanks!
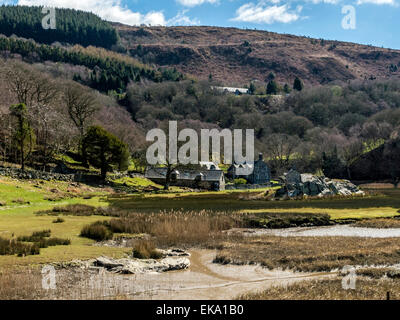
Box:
[212,86,250,95]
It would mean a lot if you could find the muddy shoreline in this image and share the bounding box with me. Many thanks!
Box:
[51,250,335,300]
[227,225,400,238]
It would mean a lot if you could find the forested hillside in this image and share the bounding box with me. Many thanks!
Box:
[0,5,118,48]
[0,6,398,183]
[0,59,146,172]
[0,36,183,93]
[124,78,400,180]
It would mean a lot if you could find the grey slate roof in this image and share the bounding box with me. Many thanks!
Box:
[228,163,254,176]
[199,161,220,171]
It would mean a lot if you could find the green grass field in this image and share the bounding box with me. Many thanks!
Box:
[1,175,400,268]
[107,188,400,220]
[0,177,130,268]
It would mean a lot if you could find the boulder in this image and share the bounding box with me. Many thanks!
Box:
[275,174,365,199]
[286,169,302,185]
[160,248,191,257]
[161,257,191,271]
[95,257,125,269]
[60,255,191,275]
[103,257,190,274]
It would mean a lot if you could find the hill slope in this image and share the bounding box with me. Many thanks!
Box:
[117,25,400,86]
[0,5,118,49]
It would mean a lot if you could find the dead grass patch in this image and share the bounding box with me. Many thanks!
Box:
[0,268,128,300]
[214,236,400,272]
[355,267,400,279]
[238,278,400,300]
[132,240,163,259]
[80,210,243,247]
[354,218,400,229]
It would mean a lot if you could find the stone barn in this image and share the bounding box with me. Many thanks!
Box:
[227,154,271,184]
[145,167,226,191]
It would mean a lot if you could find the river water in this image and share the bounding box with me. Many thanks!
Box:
[232,225,400,238]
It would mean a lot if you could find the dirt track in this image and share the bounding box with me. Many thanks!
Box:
[98,250,335,300]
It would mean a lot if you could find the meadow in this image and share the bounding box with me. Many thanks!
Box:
[1,175,400,292]
[0,177,130,268]
[107,188,400,220]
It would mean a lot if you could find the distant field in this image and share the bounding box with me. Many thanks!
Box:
[107,188,400,220]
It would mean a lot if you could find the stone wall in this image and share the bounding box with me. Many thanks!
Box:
[0,166,75,182]
[148,177,223,191]
[0,166,142,183]
[226,183,272,190]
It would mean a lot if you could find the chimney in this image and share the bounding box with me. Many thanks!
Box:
[259,153,263,161]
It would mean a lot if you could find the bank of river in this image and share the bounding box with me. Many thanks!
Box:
[229,225,400,238]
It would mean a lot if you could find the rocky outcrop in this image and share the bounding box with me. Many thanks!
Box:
[94,256,190,274]
[276,174,365,199]
[53,251,191,274]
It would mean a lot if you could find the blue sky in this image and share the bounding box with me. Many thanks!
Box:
[5,0,400,49]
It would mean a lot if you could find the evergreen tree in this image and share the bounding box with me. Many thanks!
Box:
[283,83,291,94]
[293,77,304,91]
[266,80,278,95]
[267,72,276,81]
[248,82,256,95]
[0,5,118,49]
[83,126,129,180]
[0,36,183,93]
[322,147,346,178]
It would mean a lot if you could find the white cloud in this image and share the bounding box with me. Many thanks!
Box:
[168,10,200,25]
[232,2,301,24]
[356,0,396,5]
[17,0,167,26]
[176,0,218,7]
[308,0,340,4]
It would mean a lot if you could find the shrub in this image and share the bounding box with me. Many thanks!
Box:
[36,238,71,248]
[51,204,97,216]
[80,222,113,241]
[32,230,51,238]
[242,212,331,229]
[36,204,117,217]
[132,241,163,260]
[52,217,65,224]
[12,198,29,205]
[0,237,40,256]
[18,230,51,242]
[234,178,247,185]
[17,230,70,248]
[44,195,67,202]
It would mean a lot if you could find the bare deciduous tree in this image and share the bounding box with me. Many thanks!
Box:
[2,62,58,107]
[63,83,99,159]
[340,138,364,180]
[264,134,300,175]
